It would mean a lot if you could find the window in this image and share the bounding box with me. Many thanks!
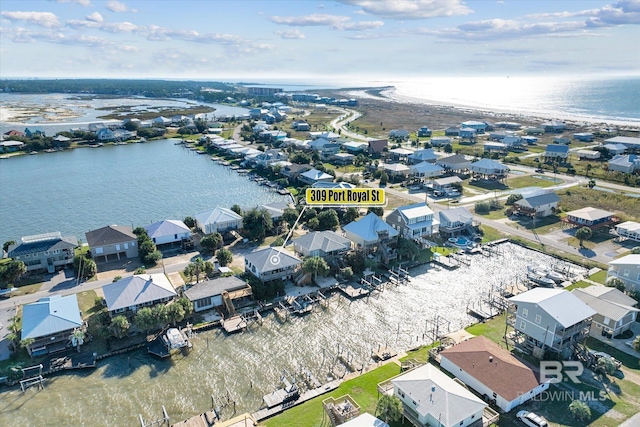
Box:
[95,247,104,254]
[535,314,542,324]
[115,244,121,251]
[520,321,526,330]
[624,269,629,277]
[493,392,497,398]
[174,234,178,239]
[124,243,128,249]
[522,308,528,318]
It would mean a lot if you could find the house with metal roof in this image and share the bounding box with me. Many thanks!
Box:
[431,176,463,191]
[292,231,351,258]
[436,154,470,172]
[615,221,640,242]
[8,232,78,273]
[102,274,177,316]
[194,207,243,235]
[469,159,509,180]
[563,207,617,229]
[144,219,191,245]
[602,143,626,155]
[440,336,550,412]
[298,168,334,185]
[22,295,84,356]
[461,120,487,134]
[417,126,432,137]
[514,193,560,217]
[407,149,437,164]
[388,147,413,163]
[608,154,640,174]
[382,163,410,179]
[389,129,410,140]
[85,225,138,263]
[312,181,355,189]
[572,286,638,339]
[388,363,487,427]
[184,275,252,313]
[342,141,369,154]
[410,162,444,180]
[430,136,452,147]
[541,120,566,133]
[606,254,640,293]
[244,247,301,282]
[543,144,570,162]
[343,212,399,249]
[339,413,388,427]
[605,136,640,151]
[438,207,475,236]
[386,203,440,240]
[508,288,596,358]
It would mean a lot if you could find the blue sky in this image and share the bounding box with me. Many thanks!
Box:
[1,0,638,81]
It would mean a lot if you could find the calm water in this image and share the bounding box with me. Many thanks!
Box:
[0,139,286,244]
[0,243,586,426]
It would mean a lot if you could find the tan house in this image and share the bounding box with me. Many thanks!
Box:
[85,225,138,263]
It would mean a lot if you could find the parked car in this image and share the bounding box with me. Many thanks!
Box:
[535,168,544,173]
[588,350,622,369]
[517,410,548,427]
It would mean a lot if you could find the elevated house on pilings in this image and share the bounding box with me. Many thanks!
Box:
[343,212,398,265]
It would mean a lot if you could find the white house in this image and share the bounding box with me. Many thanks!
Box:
[390,363,487,427]
[102,274,177,316]
[244,247,301,282]
[508,288,596,358]
[438,207,474,236]
[514,193,561,217]
[572,286,639,339]
[608,154,640,174]
[440,336,549,412]
[144,219,191,245]
[195,207,243,235]
[616,221,640,242]
[386,203,440,241]
[298,168,334,185]
[606,254,640,292]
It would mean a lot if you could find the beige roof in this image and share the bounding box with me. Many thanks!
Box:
[566,207,614,221]
[440,336,541,401]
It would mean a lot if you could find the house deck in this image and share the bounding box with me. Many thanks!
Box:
[372,347,397,361]
[222,316,247,334]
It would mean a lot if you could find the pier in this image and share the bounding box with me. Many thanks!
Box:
[222,315,247,334]
[371,346,397,362]
[431,254,459,270]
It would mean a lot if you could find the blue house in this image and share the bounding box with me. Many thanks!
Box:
[24,127,46,138]
[461,121,487,134]
[459,127,477,140]
[543,144,570,162]
[417,126,432,137]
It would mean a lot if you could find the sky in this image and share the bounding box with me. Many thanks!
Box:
[0,0,639,81]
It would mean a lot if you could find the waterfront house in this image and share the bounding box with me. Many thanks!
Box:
[438,207,475,236]
[298,168,334,185]
[243,247,301,282]
[281,163,312,180]
[417,126,432,137]
[606,254,640,292]
[96,128,116,142]
[24,127,46,138]
[469,159,509,180]
[252,149,288,168]
[605,136,640,152]
[312,181,355,189]
[184,275,252,313]
[152,116,172,126]
[389,129,410,140]
[572,286,638,339]
[258,201,290,223]
[562,207,617,229]
[410,162,444,180]
[85,225,138,263]
[8,232,77,273]
[102,274,177,316]
[543,144,570,162]
[0,140,25,152]
[430,136,452,147]
[573,132,594,142]
[143,220,191,246]
[408,149,437,164]
[292,231,351,258]
[608,154,640,174]
[388,147,413,163]
[508,288,595,358]
[21,295,84,356]
[603,143,627,155]
[368,139,388,156]
[386,203,439,241]
[387,363,487,427]
[382,163,410,179]
[461,121,487,134]
[541,120,566,133]
[514,193,560,217]
[343,213,398,263]
[194,207,243,235]
[615,221,640,242]
[436,154,470,173]
[440,336,550,412]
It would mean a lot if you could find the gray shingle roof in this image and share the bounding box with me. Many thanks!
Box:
[22,295,82,340]
[509,288,596,328]
[102,274,177,311]
[184,276,249,301]
[244,247,301,273]
[8,233,78,257]
[515,192,561,209]
[144,220,190,239]
[292,231,351,254]
[85,225,136,247]
[343,212,399,242]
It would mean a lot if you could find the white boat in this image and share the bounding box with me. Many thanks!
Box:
[546,270,565,283]
[165,328,191,350]
[526,272,555,287]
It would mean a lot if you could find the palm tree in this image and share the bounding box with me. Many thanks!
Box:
[183,264,196,284]
[605,277,626,292]
[108,315,130,338]
[301,256,329,283]
[376,394,403,423]
[575,227,592,247]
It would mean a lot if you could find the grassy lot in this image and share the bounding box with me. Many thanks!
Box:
[564,281,594,291]
[479,224,506,243]
[589,270,608,284]
[558,187,640,221]
[476,209,507,220]
[465,312,508,349]
[508,175,564,189]
[77,289,100,319]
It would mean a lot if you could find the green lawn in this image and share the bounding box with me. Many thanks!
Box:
[476,209,507,220]
[564,281,593,291]
[558,187,640,222]
[589,270,608,284]
[77,289,100,319]
[465,312,508,348]
[479,224,506,243]
[507,175,564,189]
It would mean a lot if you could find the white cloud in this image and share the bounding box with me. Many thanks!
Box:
[337,0,472,19]
[3,27,110,47]
[86,12,103,22]
[275,29,306,39]
[1,11,61,28]
[106,1,133,13]
[524,1,640,27]
[270,13,383,31]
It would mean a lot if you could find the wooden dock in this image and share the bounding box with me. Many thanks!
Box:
[222,315,247,333]
[372,347,397,361]
[432,255,459,270]
[252,379,341,422]
[338,283,370,299]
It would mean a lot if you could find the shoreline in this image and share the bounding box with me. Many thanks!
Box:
[341,87,640,130]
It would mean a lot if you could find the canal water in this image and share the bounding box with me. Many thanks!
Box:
[0,243,586,426]
[0,138,287,244]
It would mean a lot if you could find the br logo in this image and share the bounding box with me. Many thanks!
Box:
[540,361,584,384]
